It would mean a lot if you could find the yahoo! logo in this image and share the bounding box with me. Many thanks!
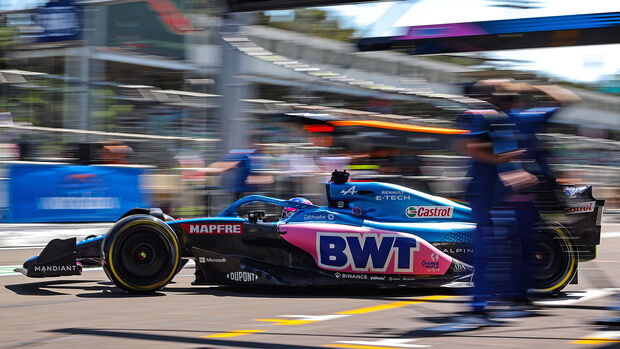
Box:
[317,233,419,273]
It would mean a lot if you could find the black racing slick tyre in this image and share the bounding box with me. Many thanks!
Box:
[102,215,180,294]
[528,224,577,295]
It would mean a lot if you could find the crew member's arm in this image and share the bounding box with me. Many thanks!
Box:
[200,160,240,174]
[533,84,581,105]
[458,138,525,165]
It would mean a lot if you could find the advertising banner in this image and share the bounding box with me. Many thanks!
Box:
[107,0,188,59]
[6,163,149,223]
[358,12,620,54]
[36,0,81,43]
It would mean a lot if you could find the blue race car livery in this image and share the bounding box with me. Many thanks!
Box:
[17,170,603,295]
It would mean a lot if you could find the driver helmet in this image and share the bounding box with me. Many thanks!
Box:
[281,197,312,220]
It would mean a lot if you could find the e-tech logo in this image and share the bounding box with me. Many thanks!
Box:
[318,232,419,273]
[375,190,411,201]
[405,206,453,218]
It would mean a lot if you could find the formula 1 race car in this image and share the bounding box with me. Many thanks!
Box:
[17,170,604,295]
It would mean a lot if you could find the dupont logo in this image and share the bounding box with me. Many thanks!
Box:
[226,271,259,282]
[181,223,242,234]
[406,206,453,218]
[564,201,595,215]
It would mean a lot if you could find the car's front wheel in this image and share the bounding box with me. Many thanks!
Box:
[102,215,180,294]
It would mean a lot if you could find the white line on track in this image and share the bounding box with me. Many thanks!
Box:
[602,232,620,239]
[0,224,111,248]
[0,265,22,276]
[535,288,617,306]
[0,246,47,250]
[333,338,430,348]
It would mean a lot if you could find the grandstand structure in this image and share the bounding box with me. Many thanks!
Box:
[1,2,618,151]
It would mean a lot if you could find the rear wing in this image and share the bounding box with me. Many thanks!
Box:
[562,185,604,261]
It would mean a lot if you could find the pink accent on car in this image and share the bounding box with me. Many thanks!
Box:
[279,223,452,275]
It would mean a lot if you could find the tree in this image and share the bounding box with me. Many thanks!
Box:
[258,9,355,42]
[0,20,15,69]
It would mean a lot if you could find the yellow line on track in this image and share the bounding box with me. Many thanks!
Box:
[336,295,453,315]
[204,329,266,338]
[204,295,452,340]
[573,338,620,345]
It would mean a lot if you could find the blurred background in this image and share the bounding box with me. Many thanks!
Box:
[0,0,617,222]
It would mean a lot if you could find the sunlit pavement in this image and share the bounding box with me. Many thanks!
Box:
[0,217,619,348]
[0,223,112,249]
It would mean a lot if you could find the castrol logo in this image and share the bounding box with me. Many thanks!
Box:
[406,206,453,218]
[564,201,595,215]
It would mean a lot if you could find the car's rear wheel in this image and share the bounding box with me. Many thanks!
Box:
[103,215,180,294]
[528,224,577,295]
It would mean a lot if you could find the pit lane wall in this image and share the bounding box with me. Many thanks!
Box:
[3,162,150,223]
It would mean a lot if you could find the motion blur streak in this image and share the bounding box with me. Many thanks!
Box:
[329,120,470,134]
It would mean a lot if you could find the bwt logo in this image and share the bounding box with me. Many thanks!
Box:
[318,233,419,273]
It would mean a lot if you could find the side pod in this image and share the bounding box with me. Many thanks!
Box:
[16,238,82,277]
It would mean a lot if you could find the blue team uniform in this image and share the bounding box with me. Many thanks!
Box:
[508,107,558,177]
[459,109,528,310]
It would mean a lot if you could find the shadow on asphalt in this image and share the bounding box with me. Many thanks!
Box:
[50,325,620,348]
[4,280,164,298]
[49,327,331,349]
[5,280,98,296]
[161,285,467,300]
[5,279,588,306]
[48,327,379,339]
[399,320,583,339]
[4,278,471,300]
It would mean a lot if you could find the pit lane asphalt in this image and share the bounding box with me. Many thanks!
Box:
[1,221,620,349]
